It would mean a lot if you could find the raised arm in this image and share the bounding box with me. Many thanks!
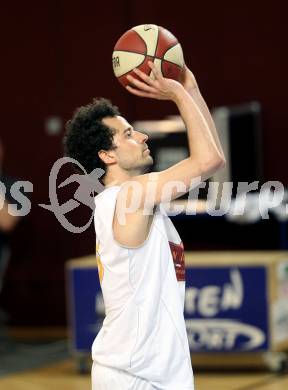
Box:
[179,65,225,161]
[122,61,225,207]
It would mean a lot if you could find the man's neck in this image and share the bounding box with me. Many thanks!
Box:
[103,169,143,188]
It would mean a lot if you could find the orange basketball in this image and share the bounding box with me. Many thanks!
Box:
[112,24,184,88]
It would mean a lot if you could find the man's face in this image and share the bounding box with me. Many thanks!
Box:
[102,116,153,174]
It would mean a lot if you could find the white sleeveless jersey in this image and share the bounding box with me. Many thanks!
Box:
[92,186,194,390]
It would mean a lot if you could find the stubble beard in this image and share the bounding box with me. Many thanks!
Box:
[128,155,154,176]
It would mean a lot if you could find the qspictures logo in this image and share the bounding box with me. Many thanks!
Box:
[2,157,288,233]
[39,158,105,233]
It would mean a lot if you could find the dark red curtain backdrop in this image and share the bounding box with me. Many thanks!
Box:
[1,1,287,325]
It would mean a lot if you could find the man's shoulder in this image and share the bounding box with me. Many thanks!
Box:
[94,185,121,203]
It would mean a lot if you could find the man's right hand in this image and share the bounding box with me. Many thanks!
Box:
[126,61,187,103]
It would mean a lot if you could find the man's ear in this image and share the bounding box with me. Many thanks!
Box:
[98,149,117,165]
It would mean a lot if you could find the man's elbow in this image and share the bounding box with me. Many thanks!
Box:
[203,155,226,173]
[217,156,226,170]
[212,156,226,174]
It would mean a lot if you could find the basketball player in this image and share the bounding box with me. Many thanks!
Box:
[64,62,225,389]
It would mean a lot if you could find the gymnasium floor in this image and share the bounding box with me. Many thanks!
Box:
[0,329,287,390]
[0,358,288,390]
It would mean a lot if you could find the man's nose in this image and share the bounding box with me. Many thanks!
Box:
[138,131,149,143]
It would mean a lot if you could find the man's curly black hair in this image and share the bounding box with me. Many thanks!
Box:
[63,97,120,174]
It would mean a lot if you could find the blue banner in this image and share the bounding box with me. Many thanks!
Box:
[68,265,269,353]
[68,267,102,352]
[184,266,269,352]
